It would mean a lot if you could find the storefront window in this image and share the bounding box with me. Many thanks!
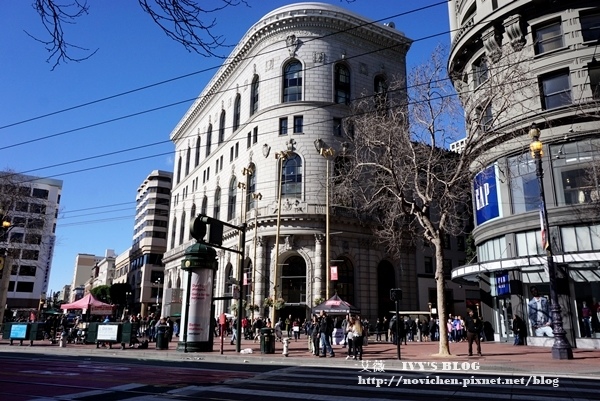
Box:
[477,237,506,262]
[509,153,539,214]
[561,224,600,252]
[515,230,543,256]
[551,139,600,206]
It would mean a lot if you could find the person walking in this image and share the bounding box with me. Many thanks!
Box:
[318,311,335,357]
[465,309,483,356]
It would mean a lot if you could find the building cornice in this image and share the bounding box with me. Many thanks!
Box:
[170,3,411,142]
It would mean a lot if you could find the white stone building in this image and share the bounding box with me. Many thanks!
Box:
[163,2,468,323]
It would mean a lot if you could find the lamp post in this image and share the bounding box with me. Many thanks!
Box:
[155,278,162,316]
[272,150,292,325]
[314,138,335,299]
[529,123,573,360]
[0,209,12,326]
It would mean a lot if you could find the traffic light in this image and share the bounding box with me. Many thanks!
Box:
[390,288,402,302]
[190,214,223,246]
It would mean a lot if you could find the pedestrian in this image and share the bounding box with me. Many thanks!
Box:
[293,318,301,341]
[527,286,553,337]
[375,318,384,342]
[465,309,483,356]
[512,314,526,345]
[311,316,321,356]
[318,311,335,357]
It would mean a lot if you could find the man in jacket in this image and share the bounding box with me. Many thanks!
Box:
[318,311,335,357]
[465,309,483,356]
[527,286,553,337]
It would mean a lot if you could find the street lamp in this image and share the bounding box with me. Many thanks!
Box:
[272,150,292,325]
[314,138,335,299]
[529,123,573,360]
[0,209,12,326]
[155,278,162,316]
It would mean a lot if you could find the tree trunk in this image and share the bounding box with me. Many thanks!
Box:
[433,238,451,356]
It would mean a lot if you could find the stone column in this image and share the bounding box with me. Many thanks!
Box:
[254,236,265,308]
[313,234,325,300]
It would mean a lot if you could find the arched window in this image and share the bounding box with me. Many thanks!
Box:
[227,176,237,221]
[189,204,196,240]
[201,195,208,215]
[170,217,177,249]
[185,146,191,176]
[334,63,351,104]
[176,156,182,184]
[233,94,241,132]
[213,187,221,220]
[374,75,388,110]
[250,75,259,115]
[281,154,302,198]
[179,211,186,245]
[219,110,226,144]
[246,164,257,211]
[206,124,212,156]
[283,60,302,102]
[195,136,201,167]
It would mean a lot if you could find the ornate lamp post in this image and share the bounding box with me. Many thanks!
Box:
[314,138,335,299]
[529,123,573,360]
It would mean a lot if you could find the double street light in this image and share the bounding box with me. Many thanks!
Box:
[529,123,573,360]
[271,150,292,325]
[314,139,335,299]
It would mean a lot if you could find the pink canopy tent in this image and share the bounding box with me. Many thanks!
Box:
[60,293,114,315]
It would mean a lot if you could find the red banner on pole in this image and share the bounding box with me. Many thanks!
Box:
[330,266,338,281]
[243,272,248,285]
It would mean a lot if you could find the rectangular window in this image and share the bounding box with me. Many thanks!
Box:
[206,167,210,181]
[424,256,434,274]
[534,21,563,55]
[16,282,34,293]
[30,203,46,214]
[551,138,600,205]
[478,103,493,132]
[19,265,36,277]
[509,153,540,214]
[443,234,451,250]
[540,70,571,109]
[472,56,488,87]
[32,188,49,199]
[220,156,223,171]
[235,143,239,158]
[279,118,288,135]
[15,202,29,212]
[293,116,303,134]
[253,127,258,144]
[581,12,600,43]
[216,159,220,172]
[457,236,466,252]
[9,233,23,243]
[230,147,234,162]
[443,259,452,276]
[589,63,600,100]
[247,132,252,149]
[516,231,542,256]
[21,250,39,260]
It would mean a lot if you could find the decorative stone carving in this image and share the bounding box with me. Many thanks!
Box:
[266,59,274,71]
[359,62,368,75]
[286,34,300,57]
[482,26,502,63]
[282,199,305,213]
[503,14,526,51]
[313,51,326,63]
[286,138,296,151]
[284,235,295,250]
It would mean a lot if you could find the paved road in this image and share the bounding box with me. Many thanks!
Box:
[2,352,599,400]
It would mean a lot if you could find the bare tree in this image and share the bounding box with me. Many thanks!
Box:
[336,45,533,356]
[26,0,356,70]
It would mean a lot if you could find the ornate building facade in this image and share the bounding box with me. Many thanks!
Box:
[448,0,600,347]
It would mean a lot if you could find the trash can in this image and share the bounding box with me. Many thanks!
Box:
[156,324,169,350]
[260,328,275,354]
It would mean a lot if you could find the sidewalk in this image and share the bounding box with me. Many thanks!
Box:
[2,335,599,379]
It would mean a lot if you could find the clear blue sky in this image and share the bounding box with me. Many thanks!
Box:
[0,1,450,295]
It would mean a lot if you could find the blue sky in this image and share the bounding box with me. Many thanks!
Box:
[0,1,450,295]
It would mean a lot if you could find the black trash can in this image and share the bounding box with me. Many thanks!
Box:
[156,324,169,350]
[260,328,275,354]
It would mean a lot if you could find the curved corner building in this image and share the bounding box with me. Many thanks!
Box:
[448,0,600,348]
[161,3,429,323]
